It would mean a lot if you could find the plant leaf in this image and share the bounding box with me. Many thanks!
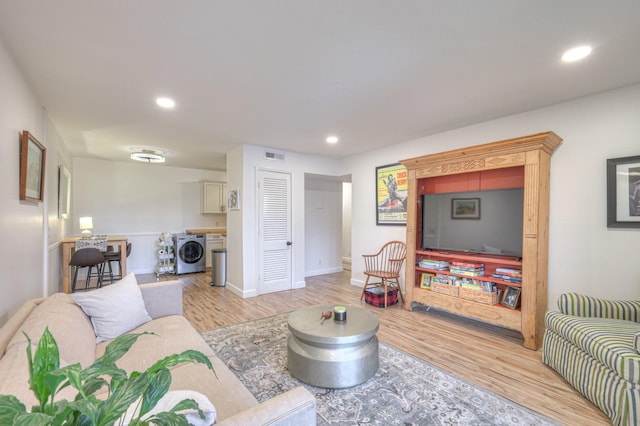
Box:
[95,372,149,426]
[26,328,61,409]
[0,394,27,424]
[13,411,54,425]
[68,396,101,425]
[138,368,171,418]
[144,411,190,426]
[94,332,155,366]
[168,398,201,415]
[146,350,216,378]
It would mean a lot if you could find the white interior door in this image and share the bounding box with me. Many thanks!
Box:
[258,170,292,294]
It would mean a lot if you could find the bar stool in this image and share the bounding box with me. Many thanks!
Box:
[102,242,131,284]
[70,248,105,292]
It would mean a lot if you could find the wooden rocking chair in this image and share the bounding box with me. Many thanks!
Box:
[360,241,406,308]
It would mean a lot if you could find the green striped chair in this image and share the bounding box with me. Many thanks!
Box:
[543,293,640,426]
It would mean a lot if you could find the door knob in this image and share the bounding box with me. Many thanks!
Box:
[287,241,292,246]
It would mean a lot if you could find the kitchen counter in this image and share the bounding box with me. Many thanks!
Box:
[185,228,226,235]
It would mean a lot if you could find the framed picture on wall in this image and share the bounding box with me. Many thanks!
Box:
[58,165,71,219]
[19,130,46,203]
[376,163,408,226]
[451,198,481,219]
[607,155,640,228]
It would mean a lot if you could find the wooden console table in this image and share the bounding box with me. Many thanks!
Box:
[61,235,128,293]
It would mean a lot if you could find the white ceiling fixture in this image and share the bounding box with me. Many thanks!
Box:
[561,45,592,63]
[326,136,339,144]
[156,97,175,109]
[130,148,166,163]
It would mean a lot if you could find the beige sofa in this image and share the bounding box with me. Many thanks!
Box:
[0,280,316,425]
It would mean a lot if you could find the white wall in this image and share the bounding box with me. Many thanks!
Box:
[227,145,343,297]
[72,158,226,274]
[0,39,72,324]
[344,83,640,307]
[304,176,343,276]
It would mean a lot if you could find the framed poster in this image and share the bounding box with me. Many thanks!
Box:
[19,130,46,203]
[376,163,408,225]
[607,155,640,228]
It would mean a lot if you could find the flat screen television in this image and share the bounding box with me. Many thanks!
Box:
[421,188,524,257]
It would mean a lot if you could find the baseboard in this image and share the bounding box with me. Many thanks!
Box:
[305,266,343,277]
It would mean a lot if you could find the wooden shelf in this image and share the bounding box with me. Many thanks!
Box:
[401,131,562,350]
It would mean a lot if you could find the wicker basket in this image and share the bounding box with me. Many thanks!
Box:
[431,281,459,297]
[459,286,499,305]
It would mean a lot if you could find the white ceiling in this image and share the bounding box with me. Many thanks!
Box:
[1,1,639,171]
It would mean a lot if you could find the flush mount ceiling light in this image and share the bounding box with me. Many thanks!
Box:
[156,97,175,109]
[130,149,166,163]
[562,45,592,62]
[326,136,339,144]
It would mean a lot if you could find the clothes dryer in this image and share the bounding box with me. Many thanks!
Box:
[175,233,206,274]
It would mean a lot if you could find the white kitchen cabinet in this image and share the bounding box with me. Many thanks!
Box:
[201,181,226,213]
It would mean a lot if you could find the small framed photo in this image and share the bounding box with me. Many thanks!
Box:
[228,188,240,210]
[501,286,521,309]
[420,273,434,289]
[19,130,46,203]
[451,198,480,219]
[607,155,640,228]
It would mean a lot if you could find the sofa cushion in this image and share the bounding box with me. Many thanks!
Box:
[72,273,152,343]
[0,293,94,408]
[95,315,258,421]
[558,293,640,322]
[545,310,640,382]
[4,293,96,367]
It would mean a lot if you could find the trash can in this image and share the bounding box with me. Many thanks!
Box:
[211,249,226,287]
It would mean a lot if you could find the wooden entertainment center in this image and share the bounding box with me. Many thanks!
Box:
[400,131,562,350]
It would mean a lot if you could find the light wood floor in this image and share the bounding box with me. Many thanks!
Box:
[137,271,610,425]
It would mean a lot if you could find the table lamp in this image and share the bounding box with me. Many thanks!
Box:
[79,217,93,237]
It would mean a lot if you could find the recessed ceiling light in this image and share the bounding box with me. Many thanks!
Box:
[156,97,175,109]
[561,45,592,63]
[326,136,339,144]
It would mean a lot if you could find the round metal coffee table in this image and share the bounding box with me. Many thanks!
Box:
[287,304,379,388]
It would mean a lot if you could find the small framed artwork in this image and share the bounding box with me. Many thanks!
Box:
[228,188,240,210]
[420,273,434,289]
[607,155,640,228]
[58,165,71,219]
[19,130,46,203]
[451,198,480,219]
[501,286,521,309]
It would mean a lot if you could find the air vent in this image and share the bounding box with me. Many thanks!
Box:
[264,151,285,161]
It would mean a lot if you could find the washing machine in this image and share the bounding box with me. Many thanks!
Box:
[175,233,206,274]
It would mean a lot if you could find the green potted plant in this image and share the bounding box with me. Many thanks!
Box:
[0,327,216,425]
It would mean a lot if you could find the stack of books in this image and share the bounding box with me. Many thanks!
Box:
[449,261,485,277]
[418,259,450,271]
[433,273,452,285]
[491,267,522,283]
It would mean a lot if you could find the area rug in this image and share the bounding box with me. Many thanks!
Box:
[200,313,558,425]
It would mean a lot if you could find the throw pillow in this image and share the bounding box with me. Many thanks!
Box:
[71,273,152,343]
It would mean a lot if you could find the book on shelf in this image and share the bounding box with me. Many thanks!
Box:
[451,261,484,269]
[449,267,485,277]
[418,259,450,270]
[491,274,522,283]
[495,267,522,276]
